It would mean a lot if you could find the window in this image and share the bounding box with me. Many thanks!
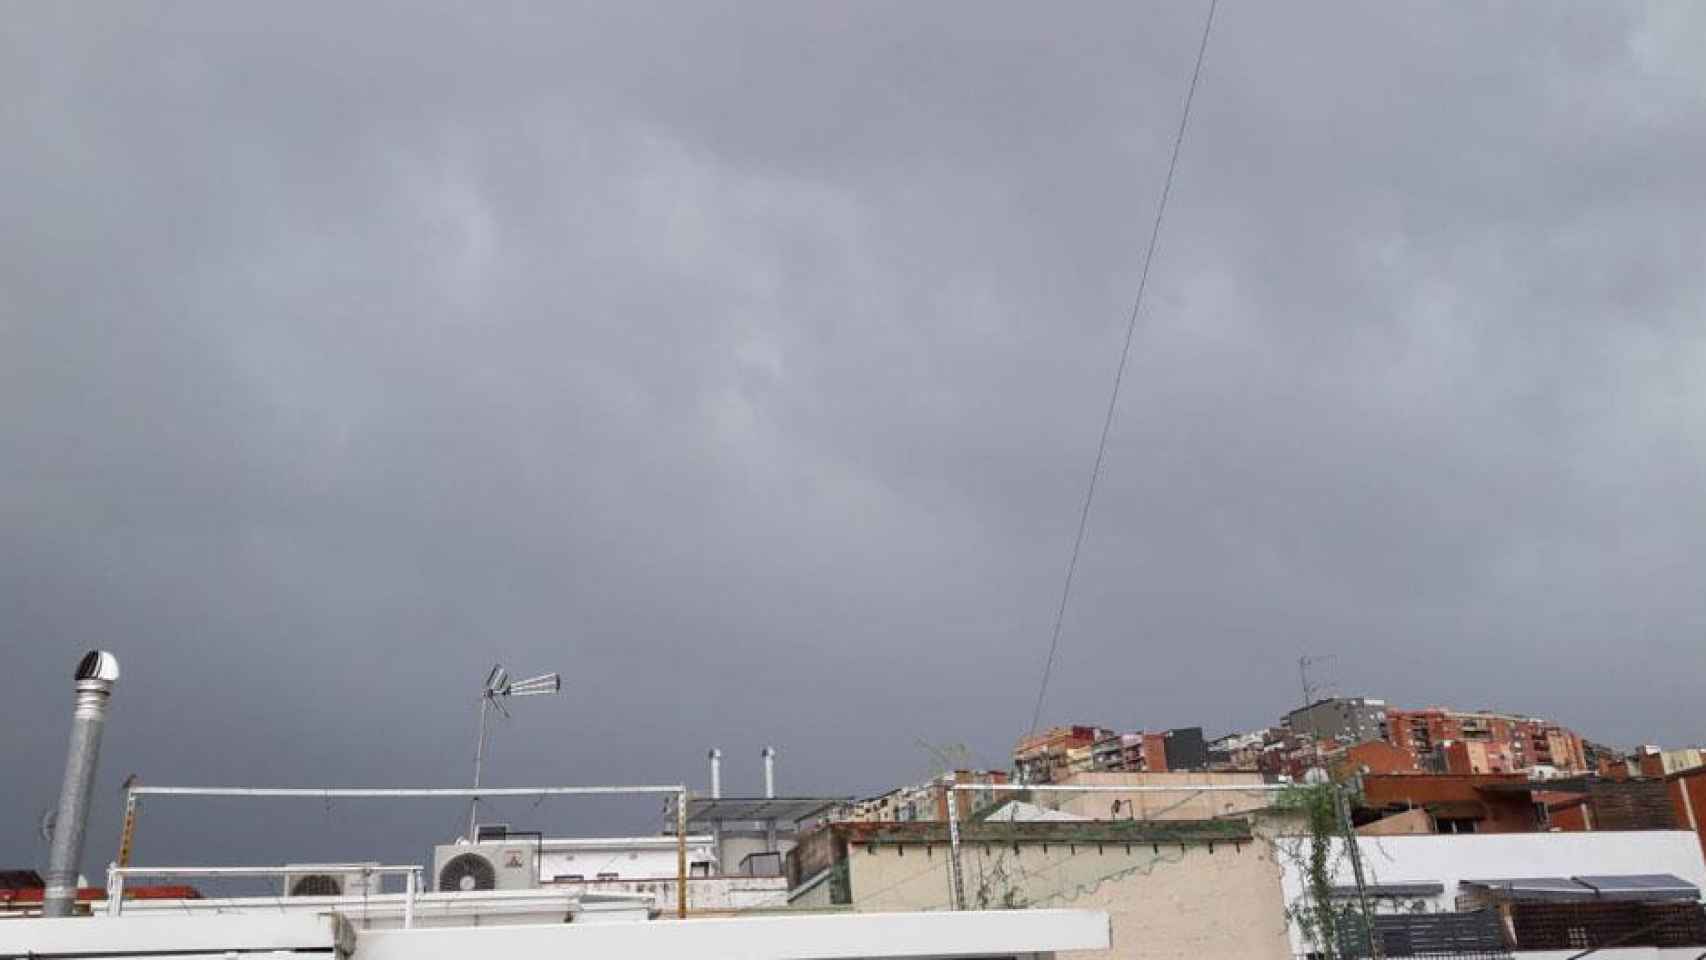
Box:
[596,872,620,881]
[554,874,584,882]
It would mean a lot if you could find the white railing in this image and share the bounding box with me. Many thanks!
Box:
[105,863,425,926]
[117,784,694,918]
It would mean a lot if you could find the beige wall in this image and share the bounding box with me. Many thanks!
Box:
[845,838,1291,960]
[1051,771,1271,821]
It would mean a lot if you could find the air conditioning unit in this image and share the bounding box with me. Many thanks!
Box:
[282,863,382,898]
[433,842,539,893]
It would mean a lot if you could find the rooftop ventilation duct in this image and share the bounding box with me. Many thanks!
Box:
[42,651,120,917]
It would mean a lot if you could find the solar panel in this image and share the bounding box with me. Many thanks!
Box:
[1575,874,1700,901]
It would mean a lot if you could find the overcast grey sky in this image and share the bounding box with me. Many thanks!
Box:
[3,2,1704,871]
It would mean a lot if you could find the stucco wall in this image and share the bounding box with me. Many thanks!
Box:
[1357,807,1432,836]
[1051,771,1272,821]
[845,838,1291,960]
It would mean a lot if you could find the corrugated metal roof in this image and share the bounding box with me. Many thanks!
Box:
[1577,874,1700,901]
[1464,874,1700,903]
[1464,877,1596,900]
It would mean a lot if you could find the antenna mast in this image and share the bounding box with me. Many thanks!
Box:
[467,665,561,839]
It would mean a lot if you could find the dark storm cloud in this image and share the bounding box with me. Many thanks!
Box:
[3,2,1704,868]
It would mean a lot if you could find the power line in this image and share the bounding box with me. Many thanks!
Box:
[1028,0,1221,736]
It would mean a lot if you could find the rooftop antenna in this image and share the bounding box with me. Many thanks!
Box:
[468,664,560,840]
[1297,654,1335,774]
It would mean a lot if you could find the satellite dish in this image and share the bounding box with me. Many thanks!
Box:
[483,665,510,697]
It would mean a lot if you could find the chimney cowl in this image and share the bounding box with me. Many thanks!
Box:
[75,651,121,683]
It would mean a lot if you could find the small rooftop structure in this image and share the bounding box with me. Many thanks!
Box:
[981,800,1088,823]
[683,797,847,826]
[1462,873,1700,903]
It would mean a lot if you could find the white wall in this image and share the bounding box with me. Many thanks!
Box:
[537,837,716,882]
[353,908,1111,960]
[1274,831,1706,955]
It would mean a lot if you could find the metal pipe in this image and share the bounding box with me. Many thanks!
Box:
[115,791,139,869]
[104,864,123,917]
[468,695,492,840]
[103,864,421,918]
[676,790,689,919]
[948,782,1291,794]
[110,864,422,877]
[761,746,779,853]
[709,749,722,799]
[130,785,686,798]
[43,651,120,917]
[944,779,965,911]
[404,870,416,929]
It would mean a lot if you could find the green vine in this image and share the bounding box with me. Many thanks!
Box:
[1273,783,1373,959]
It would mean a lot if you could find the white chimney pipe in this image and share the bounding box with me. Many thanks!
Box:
[762,746,777,799]
[709,748,722,799]
[43,651,120,917]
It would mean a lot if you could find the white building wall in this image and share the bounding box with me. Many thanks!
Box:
[353,908,1111,960]
[536,837,716,883]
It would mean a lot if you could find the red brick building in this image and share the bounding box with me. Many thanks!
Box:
[1384,707,1587,774]
[1014,725,1106,783]
[1667,767,1706,861]
[1338,739,1420,776]
[1358,773,1543,834]
[1441,739,1518,775]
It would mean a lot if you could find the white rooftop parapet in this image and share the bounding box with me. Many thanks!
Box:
[355,908,1112,960]
[0,914,346,958]
[0,908,1111,960]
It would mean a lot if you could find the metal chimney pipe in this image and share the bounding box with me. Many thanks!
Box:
[762,746,776,799]
[43,651,120,917]
[708,748,722,799]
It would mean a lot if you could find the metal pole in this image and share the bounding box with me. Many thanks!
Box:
[44,652,120,917]
[944,779,965,911]
[404,869,416,929]
[762,747,778,853]
[110,864,418,877]
[1336,786,1381,959]
[468,695,491,840]
[950,782,1291,794]
[708,749,723,874]
[132,785,687,798]
[105,863,123,917]
[116,791,139,869]
[676,790,689,919]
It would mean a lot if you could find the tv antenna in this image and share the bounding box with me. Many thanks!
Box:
[468,664,561,839]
